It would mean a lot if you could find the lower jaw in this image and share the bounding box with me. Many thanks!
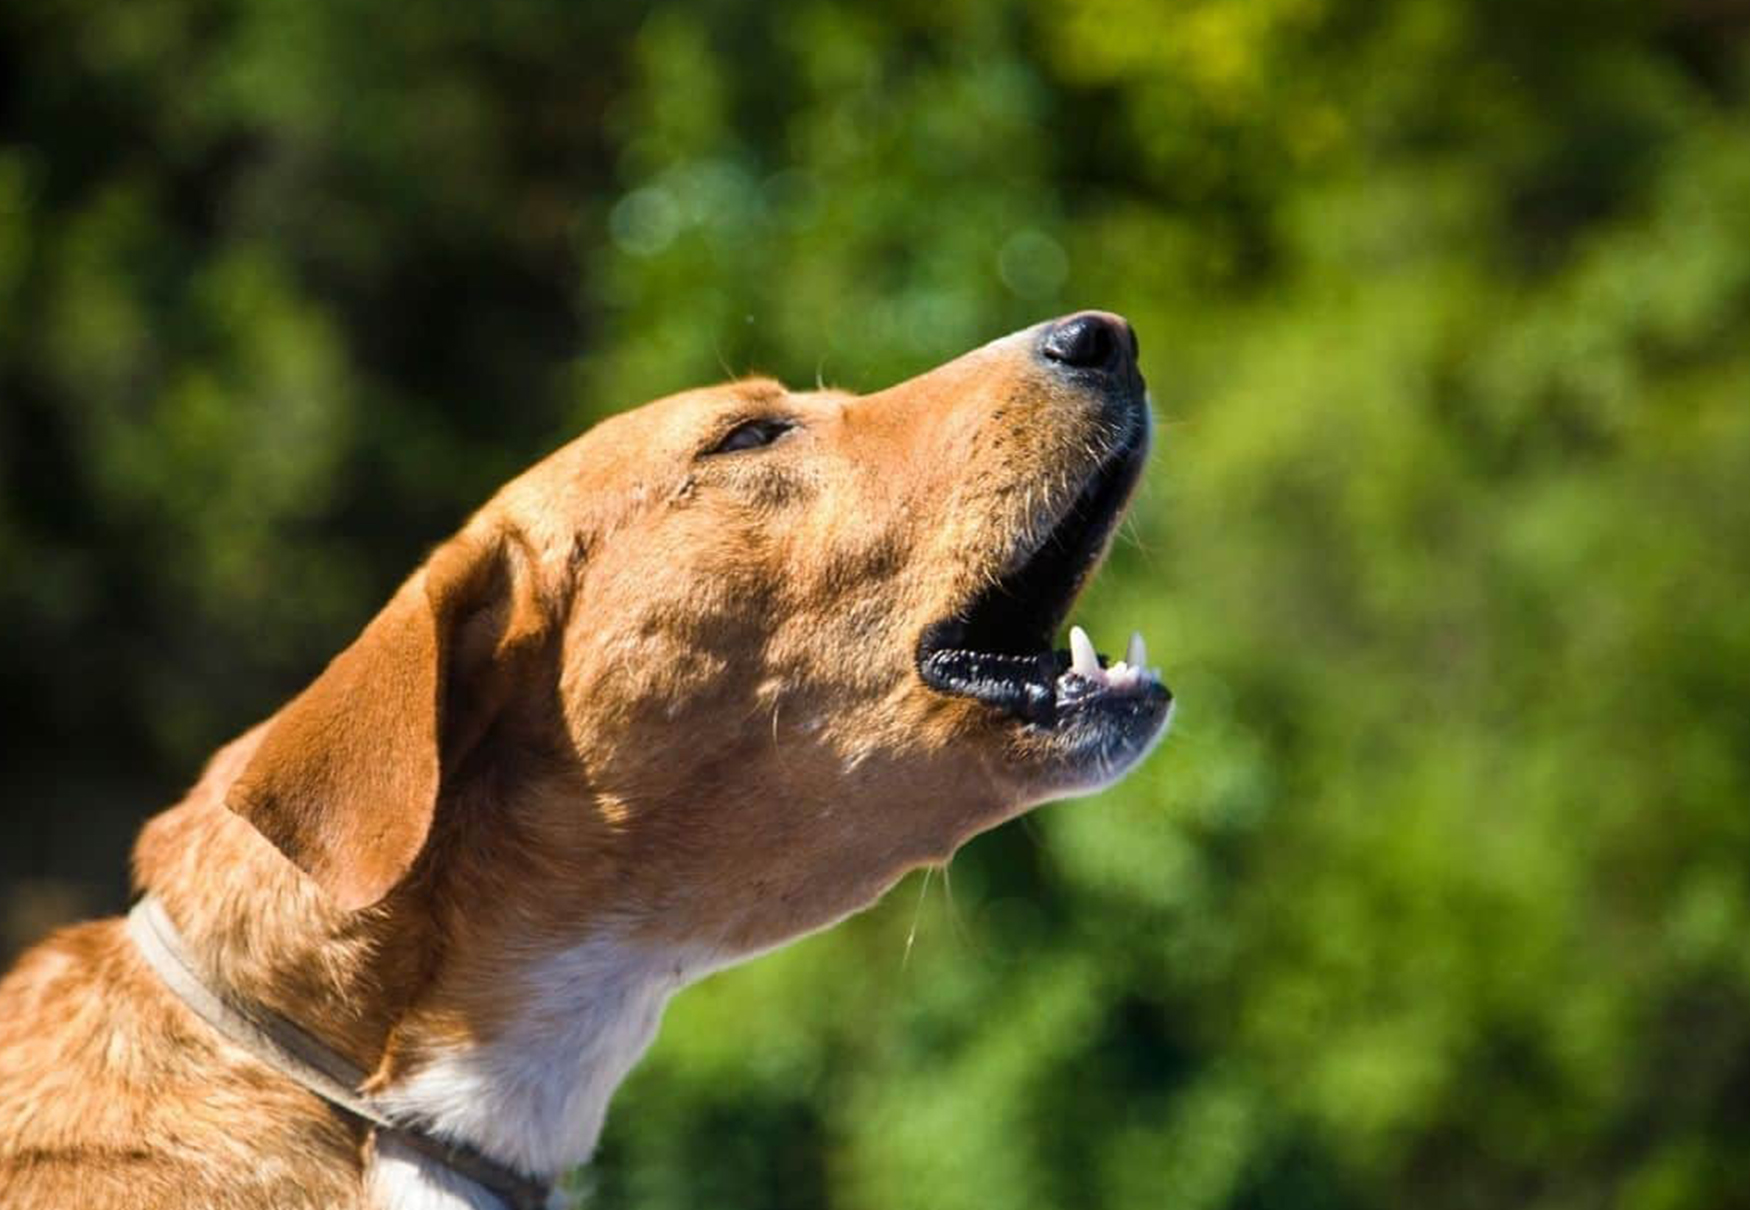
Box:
[1005,682,1175,798]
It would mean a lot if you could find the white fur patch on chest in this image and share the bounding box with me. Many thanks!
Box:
[369,932,715,1208]
[370,1135,524,1210]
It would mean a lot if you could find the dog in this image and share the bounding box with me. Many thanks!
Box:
[0,311,1172,1209]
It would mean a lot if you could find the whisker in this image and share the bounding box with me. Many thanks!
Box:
[1118,514,1160,564]
[902,865,934,970]
[939,860,977,952]
[713,337,738,382]
[766,696,797,784]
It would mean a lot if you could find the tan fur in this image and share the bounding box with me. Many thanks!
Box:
[0,318,1152,1207]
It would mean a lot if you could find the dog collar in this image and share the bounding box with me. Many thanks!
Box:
[126,894,553,1210]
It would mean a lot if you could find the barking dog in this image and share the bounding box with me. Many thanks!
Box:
[0,312,1172,1209]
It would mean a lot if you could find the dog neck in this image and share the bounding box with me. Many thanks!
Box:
[370,930,713,1204]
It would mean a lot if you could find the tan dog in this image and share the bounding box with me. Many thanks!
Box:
[0,312,1171,1209]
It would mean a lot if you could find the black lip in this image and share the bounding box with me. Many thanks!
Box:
[917,405,1153,724]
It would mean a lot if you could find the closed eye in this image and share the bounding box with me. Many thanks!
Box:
[705,417,798,456]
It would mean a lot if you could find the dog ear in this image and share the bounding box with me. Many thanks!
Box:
[225,528,548,910]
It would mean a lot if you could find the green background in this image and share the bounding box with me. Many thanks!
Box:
[4,1,1749,1206]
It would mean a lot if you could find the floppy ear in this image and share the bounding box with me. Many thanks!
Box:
[226,528,548,910]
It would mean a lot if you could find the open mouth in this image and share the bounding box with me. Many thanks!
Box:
[916,411,1171,729]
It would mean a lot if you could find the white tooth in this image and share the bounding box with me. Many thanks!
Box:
[1107,660,1130,678]
[1069,625,1101,677]
[1127,632,1146,668]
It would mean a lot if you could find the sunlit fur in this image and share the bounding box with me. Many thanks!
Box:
[0,317,1162,1207]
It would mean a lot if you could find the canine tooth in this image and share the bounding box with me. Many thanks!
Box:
[1127,632,1146,668]
[1069,626,1101,677]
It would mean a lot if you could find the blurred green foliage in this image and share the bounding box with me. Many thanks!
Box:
[4,0,1750,1207]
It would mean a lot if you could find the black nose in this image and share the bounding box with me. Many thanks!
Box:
[1039,311,1139,373]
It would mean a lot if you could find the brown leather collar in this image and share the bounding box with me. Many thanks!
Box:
[126,895,552,1210]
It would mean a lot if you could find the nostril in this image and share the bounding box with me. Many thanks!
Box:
[1040,312,1136,372]
[1041,315,1113,368]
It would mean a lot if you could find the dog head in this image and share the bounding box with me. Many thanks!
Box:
[227,312,1172,955]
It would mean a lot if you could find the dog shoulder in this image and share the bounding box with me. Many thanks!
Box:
[0,918,366,1209]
